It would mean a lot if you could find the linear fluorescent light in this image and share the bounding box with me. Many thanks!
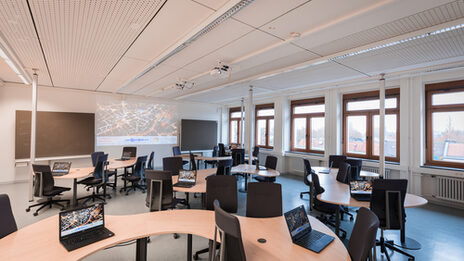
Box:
[120,0,254,92]
[0,34,31,85]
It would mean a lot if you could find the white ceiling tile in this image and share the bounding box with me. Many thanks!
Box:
[119,63,179,94]
[192,0,230,10]
[97,57,149,92]
[0,58,22,83]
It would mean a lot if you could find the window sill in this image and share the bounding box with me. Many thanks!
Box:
[284,151,325,160]
[420,165,464,172]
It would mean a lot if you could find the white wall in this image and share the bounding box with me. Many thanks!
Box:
[0,83,220,183]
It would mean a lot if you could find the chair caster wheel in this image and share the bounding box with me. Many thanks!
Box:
[300,194,303,199]
[26,208,30,212]
[173,233,179,239]
[33,212,38,216]
[350,216,354,221]
[193,254,199,260]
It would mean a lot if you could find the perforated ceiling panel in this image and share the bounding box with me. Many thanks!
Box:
[337,26,464,75]
[0,0,52,85]
[29,0,164,89]
[309,1,464,56]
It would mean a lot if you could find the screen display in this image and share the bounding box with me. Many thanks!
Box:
[60,204,104,237]
[350,181,372,194]
[178,170,196,183]
[284,205,311,237]
[181,119,217,151]
[53,162,71,173]
[96,99,178,146]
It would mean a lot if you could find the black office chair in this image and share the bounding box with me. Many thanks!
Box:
[91,151,117,191]
[205,146,219,168]
[213,200,246,261]
[163,157,184,175]
[246,182,282,218]
[348,207,380,261]
[77,154,111,205]
[190,153,197,171]
[146,151,155,170]
[329,155,347,168]
[172,146,189,166]
[370,179,414,261]
[254,155,278,182]
[194,175,238,260]
[300,159,313,203]
[216,159,233,176]
[91,151,104,166]
[336,162,354,221]
[231,149,246,179]
[218,143,226,157]
[0,194,18,239]
[122,155,147,195]
[311,171,347,238]
[26,165,71,216]
[245,146,259,164]
[346,159,363,181]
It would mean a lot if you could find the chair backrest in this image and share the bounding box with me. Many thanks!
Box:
[216,159,232,175]
[214,200,246,261]
[145,170,174,211]
[218,143,226,157]
[0,194,18,239]
[172,146,182,156]
[206,175,237,212]
[146,151,155,170]
[346,159,362,181]
[190,153,197,171]
[134,156,148,179]
[93,154,108,181]
[246,183,282,218]
[310,172,325,195]
[123,146,137,157]
[336,162,351,184]
[252,146,260,157]
[329,155,347,168]
[303,159,312,186]
[91,151,104,167]
[265,156,278,170]
[163,157,184,176]
[348,207,380,261]
[370,179,408,229]
[212,146,219,157]
[231,149,245,167]
[32,164,55,197]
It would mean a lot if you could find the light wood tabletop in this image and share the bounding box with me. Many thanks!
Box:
[0,210,350,261]
[231,164,280,177]
[172,168,216,193]
[312,166,379,179]
[107,157,137,169]
[54,167,94,180]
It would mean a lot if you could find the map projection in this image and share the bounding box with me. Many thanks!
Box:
[95,99,178,146]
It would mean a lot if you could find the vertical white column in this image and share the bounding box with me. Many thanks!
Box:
[379,74,386,178]
[240,98,245,147]
[247,86,253,165]
[29,71,38,201]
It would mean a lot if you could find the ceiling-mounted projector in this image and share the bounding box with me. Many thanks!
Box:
[210,62,229,76]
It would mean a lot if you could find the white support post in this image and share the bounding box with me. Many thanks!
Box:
[247,86,253,165]
[379,73,386,178]
[240,98,245,148]
[29,70,38,201]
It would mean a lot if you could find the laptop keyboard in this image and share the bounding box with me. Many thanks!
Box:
[295,230,325,245]
[63,229,108,250]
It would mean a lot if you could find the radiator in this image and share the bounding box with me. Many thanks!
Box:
[435,176,464,203]
[361,166,391,179]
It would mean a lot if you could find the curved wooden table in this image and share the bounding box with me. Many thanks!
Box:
[231,164,280,192]
[0,210,350,261]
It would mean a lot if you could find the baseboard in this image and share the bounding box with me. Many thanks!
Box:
[424,196,464,210]
[0,179,29,185]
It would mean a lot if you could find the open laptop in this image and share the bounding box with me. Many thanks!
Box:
[115,151,132,161]
[318,162,333,174]
[350,180,372,201]
[59,203,114,251]
[173,170,197,188]
[284,205,334,253]
[52,162,72,176]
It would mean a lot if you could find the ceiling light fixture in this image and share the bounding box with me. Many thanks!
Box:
[0,32,31,85]
[119,0,254,92]
[175,80,195,90]
[210,61,230,77]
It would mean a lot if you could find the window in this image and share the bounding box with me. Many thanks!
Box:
[343,89,400,162]
[291,97,325,153]
[229,107,244,145]
[255,104,274,149]
[426,80,464,169]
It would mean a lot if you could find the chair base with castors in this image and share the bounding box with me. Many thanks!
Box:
[26,196,70,216]
[376,230,415,261]
[121,176,145,195]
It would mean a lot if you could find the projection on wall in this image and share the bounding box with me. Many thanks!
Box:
[96,99,178,146]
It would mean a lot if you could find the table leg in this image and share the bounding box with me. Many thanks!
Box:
[73,178,78,207]
[136,237,147,261]
[399,220,422,250]
[238,174,248,193]
[335,206,340,237]
[186,193,190,209]
[309,182,314,211]
[187,234,192,261]
[201,193,205,209]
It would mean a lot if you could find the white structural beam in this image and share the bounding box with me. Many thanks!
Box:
[240,98,245,147]
[29,71,38,201]
[247,86,253,166]
[379,73,386,178]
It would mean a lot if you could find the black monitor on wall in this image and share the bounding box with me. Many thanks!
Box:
[181,119,218,151]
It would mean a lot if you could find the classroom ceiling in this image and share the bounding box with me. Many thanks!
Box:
[0,0,463,104]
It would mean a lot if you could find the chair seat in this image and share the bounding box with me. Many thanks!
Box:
[43,186,71,196]
[313,199,340,214]
[182,160,189,165]
[122,175,141,182]
[77,177,102,185]
[254,176,276,182]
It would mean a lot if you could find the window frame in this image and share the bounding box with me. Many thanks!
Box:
[255,103,274,149]
[229,107,243,145]
[290,97,325,154]
[343,89,400,162]
[425,80,464,169]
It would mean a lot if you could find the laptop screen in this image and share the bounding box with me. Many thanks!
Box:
[53,162,71,173]
[284,205,311,238]
[60,204,104,238]
[178,170,196,183]
[350,181,372,194]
